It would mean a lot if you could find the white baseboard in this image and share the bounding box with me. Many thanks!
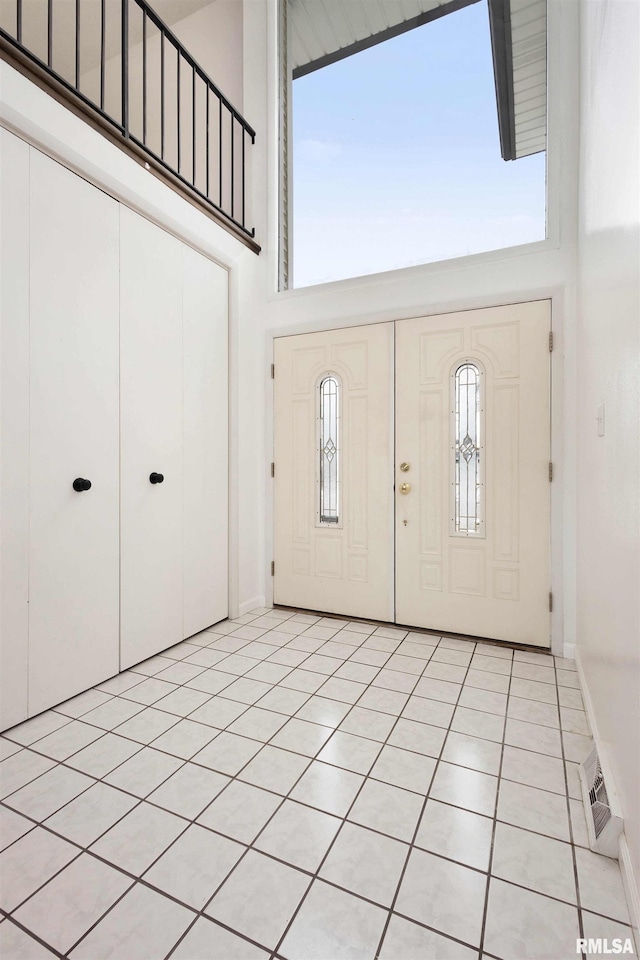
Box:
[239,596,266,616]
[575,647,597,743]
[620,834,640,943]
[563,641,576,660]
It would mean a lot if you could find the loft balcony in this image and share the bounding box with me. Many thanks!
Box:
[0,0,258,249]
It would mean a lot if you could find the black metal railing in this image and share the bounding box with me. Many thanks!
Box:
[0,0,256,241]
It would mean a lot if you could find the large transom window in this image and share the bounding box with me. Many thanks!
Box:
[280,0,547,289]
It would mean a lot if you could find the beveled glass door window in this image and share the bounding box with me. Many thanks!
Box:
[452,361,484,537]
[318,375,340,524]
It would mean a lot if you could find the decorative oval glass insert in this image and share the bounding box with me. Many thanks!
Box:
[319,375,340,524]
[454,362,483,536]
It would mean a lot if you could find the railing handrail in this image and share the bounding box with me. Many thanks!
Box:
[0,0,257,244]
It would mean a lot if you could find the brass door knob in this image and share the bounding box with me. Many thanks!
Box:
[400,462,410,472]
[399,482,411,495]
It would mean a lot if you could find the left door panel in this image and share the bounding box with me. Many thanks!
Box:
[28,151,120,714]
[274,323,394,622]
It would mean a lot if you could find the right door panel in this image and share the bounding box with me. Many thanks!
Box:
[120,207,184,669]
[395,301,551,646]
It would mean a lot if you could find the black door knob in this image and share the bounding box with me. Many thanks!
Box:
[149,472,164,484]
[72,478,91,492]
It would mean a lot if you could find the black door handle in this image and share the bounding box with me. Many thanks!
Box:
[72,478,92,492]
[149,473,164,484]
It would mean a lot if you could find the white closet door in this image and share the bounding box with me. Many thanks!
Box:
[28,151,120,715]
[0,130,30,729]
[120,208,184,669]
[182,248,228,637]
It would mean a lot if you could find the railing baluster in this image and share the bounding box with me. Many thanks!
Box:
[75,0,80,89]
[176,48,181,174]
[16,0,22,43]
[47,0,53,67]
[205,84,210,199]
[160,31,165,159]
[242,129,245,228]
[142,9,147,144]
[219,99,223,210]
[192,66,196,186]
[121,0,129,136]
[100,0,105,111]
[230,112,234,219]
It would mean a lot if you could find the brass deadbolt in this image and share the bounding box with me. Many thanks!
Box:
[400,462,410,472]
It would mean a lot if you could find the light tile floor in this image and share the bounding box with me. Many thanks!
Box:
[0,608,636,960]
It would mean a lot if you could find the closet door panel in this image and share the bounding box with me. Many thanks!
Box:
[0,130,30,730]
[120,208,183,668]
[28,151,120,715]
[182,248,228,637]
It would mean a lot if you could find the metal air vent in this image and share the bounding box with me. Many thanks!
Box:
[579,745,623,858]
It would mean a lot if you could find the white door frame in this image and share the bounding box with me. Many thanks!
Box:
[265,290,567,657]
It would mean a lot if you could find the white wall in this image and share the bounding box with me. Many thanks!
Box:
[575,0,640,921]
[181,0,243,109]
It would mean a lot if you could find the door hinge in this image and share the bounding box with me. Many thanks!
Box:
[270,363,275,379]
[549,462,553,481]
[270,462,275,478]
[271,561,275,576]
[549,331,554,352]
[549,591,553,612]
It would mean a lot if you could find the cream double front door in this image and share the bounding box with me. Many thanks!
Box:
[274,301,551,647]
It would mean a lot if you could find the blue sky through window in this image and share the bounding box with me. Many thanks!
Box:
[292,1,546,288]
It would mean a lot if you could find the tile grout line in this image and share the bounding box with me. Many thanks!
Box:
[162,623,418,958]
[66,616,409,958]
[0,608,598,960]
[0,913,67,959]
[476,645,514,959]
[282,633,445,926]
[0,643,584,840]
[266,651,434,959]
[178,638,413,958]
[370,632,481,958]
[0,621,386,844]
[0,765,605,922]
[556,654,587,959]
